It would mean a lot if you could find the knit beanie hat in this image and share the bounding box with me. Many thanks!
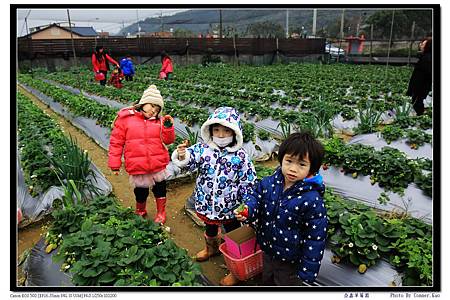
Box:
[135,85,164,112]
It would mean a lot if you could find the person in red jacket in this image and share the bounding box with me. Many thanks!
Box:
[159,51,174,80]
[108,85,175,223]
[92,46,119,86]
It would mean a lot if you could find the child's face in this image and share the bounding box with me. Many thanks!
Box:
[142,103,161,118]
[212,124,233,138]
[281,153,311,186]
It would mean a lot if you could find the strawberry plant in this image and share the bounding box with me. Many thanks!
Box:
[381,125,405,144]
[324,189,433,285]
[405,129,432,149]
[242,121,255,143]
[341,106,357,121]
[51,196,203,286]
[18,92,68,196]
[257,129,271,141]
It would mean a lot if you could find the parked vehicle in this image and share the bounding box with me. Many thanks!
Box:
[325,43,346,57]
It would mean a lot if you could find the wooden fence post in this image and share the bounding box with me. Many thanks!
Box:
[369,24,373,65]
[408,21,416,66]
[233,34,238,66]
[276,38,279,63]
[186,39,189,66]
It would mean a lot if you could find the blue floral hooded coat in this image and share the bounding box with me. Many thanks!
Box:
[172,107,256,221]
[243,168,328,283]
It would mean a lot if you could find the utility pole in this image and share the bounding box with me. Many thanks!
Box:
[385,10,395,78]
[219,9,223,38]
[338,9,345,63]
[286,9,289,38]
[312,9,317,37]
[136,10,140,37]
[408,21,416,66]
[160,10,163,32]
[66,9,77,67]
[23,10,32,73]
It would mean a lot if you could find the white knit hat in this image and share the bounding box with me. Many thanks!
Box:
[136,85,164,112]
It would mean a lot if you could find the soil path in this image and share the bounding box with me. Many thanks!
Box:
[17,85,278,286]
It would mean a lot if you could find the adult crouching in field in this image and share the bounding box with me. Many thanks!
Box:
[159,51,173,80]
[407,37,432,116]
[108,85,175,224]
[92,46,120,86]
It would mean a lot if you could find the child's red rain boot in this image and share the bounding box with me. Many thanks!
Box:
[220,273,240,286]
[135,201,147,217]
[154,197,167,224]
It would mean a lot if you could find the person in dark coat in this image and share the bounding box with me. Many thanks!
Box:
[234,132,328,286]
[407,37,432,116]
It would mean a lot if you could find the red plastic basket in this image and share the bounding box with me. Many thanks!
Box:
[219,242,264,281]
[94,72,105,81]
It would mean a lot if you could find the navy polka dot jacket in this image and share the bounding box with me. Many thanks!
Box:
[244,168,328,283]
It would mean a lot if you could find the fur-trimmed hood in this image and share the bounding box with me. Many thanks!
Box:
[200,107,243,152]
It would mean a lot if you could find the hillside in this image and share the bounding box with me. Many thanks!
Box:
[119,9,375,37]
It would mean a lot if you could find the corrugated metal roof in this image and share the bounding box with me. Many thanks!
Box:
[68,27,98,37]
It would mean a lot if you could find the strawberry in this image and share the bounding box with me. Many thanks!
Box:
[235,203,249,218]
[240,207,249,218]
[163,115,173,128]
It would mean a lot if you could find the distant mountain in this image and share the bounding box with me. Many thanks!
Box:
[119,9,376,37]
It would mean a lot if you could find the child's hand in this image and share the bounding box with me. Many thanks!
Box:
[234,203,248,222]
[177,139,190,160]
[162,115,174,128]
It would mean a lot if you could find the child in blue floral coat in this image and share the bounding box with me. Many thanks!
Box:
[235,132,328,286]
[172,107,256,278]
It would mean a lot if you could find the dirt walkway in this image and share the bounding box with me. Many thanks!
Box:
[17,85,277,286]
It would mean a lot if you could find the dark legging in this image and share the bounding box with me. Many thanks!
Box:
[412,96,425,116]
[99,70,108,86]
[205,219,241,237]
[134,181,167,203]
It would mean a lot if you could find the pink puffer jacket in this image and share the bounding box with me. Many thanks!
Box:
[108,107,175,175]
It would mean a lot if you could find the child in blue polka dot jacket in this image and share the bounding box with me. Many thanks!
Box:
[235,132,328,286]
[172,107,257,285]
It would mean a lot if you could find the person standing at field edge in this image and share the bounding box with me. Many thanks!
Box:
[108,85,175,224]
[172,107,257,285]
[159,51,173,80]
[407,37,432,116]
[92,46,120,86]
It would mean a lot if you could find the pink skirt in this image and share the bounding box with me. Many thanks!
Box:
[129,170,167,188]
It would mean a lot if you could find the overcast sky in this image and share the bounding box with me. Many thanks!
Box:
[16,9,189,36]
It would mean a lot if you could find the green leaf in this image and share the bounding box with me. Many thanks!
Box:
[366,250,380,260]
[143,255,157,268]
[82,267,101,277]
[81,219,93,232]
[349,254,361,266]
[98,271,115,283]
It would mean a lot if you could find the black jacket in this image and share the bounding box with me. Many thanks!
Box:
[407,52,432,100]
